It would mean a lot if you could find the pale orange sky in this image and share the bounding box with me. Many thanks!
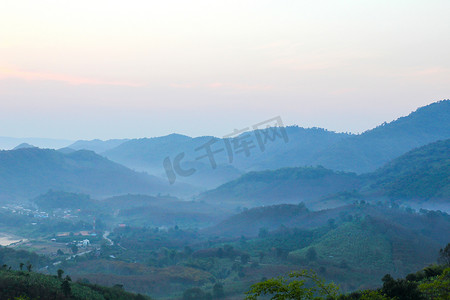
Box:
[1,0,449,139]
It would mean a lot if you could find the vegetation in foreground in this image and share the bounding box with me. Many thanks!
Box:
[245,245,450,299]
[0,266,151,300]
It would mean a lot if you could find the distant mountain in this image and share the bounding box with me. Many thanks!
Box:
[98,100,450,189]
[198,138,450,209]
[312,100,450,173]
[68,138,129,153]
[199,166,362,208]
[366,139,450,200]
[57,147,77,154]
[13,143,36,150]
[0,148,190,202]
[0,137,72,150]
[102,134,244,188]
[102,129,349,189]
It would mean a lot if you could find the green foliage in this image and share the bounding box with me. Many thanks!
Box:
[306,247,317,261]
[438,243,450,265]
[370,139,450,199]
[381,274,423,299]
[0,268,152,300]
[418,267,450,300]
[245,270,339,300]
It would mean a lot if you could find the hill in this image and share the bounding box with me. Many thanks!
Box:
[199,136,450,209]
[199,166,362,208]
[13,143,36,150]
[0,148,187,201]
[365,139,450,200]
[100,194,233,227]
[0,268,151,300]
[312,100,450,173]
[68,139,129,153]
[92,101,450,190]
[102,134,244,188]
[0,136,72,150]
[204,202,450,240]
[33,190,98,210]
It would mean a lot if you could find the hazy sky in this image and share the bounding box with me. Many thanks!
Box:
[1,1,449,140]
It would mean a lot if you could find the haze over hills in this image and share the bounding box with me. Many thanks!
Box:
[65,100,450,190]
[69,139,129,154]
[204,202,450,241]
[0,147,192,202]
[366,138,450,200]
[312,100,450,173]
[199,166,362,208]
[13,143,36,150]
[0,137,73,150]
[199,138,450,210]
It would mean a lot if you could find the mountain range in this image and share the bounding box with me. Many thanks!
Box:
[64,100,450,189]
[199,138,450,209]
[0,148,193,202]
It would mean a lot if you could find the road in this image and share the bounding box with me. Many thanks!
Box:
[103,231,114,246]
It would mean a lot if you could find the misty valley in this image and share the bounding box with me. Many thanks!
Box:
[0,101,449,299]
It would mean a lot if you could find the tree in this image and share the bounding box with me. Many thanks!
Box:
[26,263,32,272]
[438,243,450,265]
[381,274,423,300]
[241,253,250,265]
[259,251,265,263]
[57,269,64,279]
[57,249,64,256]
[258,228,269,238]
[213,283,225,299]
[71,244,78,254]
[245,269,339,300]
[306,247,317,261]
[61,279,71,297]
[19,262,24,271]
[418,267,450,300]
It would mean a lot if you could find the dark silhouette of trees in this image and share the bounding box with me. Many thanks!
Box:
[306,247,317,261]
[438,243,450,265]
[381,274,423,300]
[61,279,71,297]
[241,253,250,265]
[213,282,225,298]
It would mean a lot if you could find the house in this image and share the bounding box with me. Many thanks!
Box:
[82,239,90,248]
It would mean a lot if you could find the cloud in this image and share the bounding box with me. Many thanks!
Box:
[0,66,142,87]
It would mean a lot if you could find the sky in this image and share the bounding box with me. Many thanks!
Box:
[1,0,449,140]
